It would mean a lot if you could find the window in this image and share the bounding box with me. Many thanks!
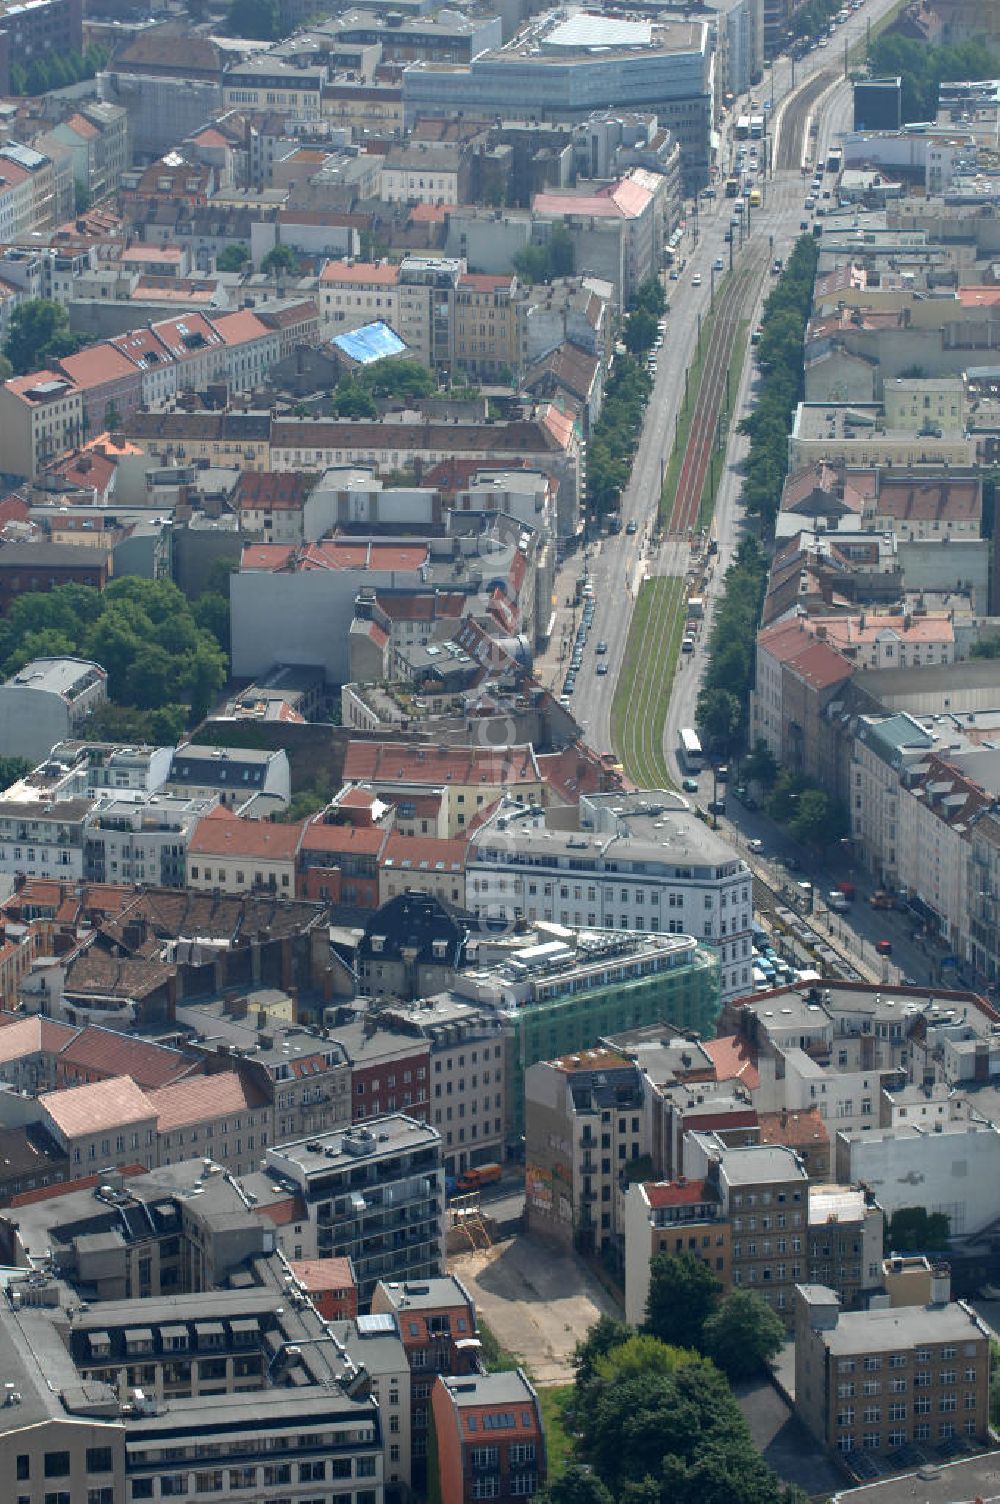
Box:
[17,1459,29,1482]
[473,1481,500,1501]
[45,1454,71,1479]
[87,1449,114,1474]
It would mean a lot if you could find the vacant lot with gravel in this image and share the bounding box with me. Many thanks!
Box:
[450,1232,621,1385]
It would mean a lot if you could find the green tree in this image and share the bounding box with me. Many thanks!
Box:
[888,1206,950,1253]
[538,1467,614,1504]
[206,557,241,596]
[547,222,574,277]
[744,738,778,789]
[261,243,298,276]
[699,686,741,753]
[333,379,378,419]
[3,299,84,375]
[9,62,26,95]
[225,0,279,38]
[0,756,30,792]
[643,1251,720,1351]
[513,242,551,284]
[74,178,92,215]
[573,1314,632,1386]
[631,276,666,319]
[788,786,848,850]
[702,1290,785,1382]
[193,591,231,657]
[623,307,658,356]
[26,57,51,94]
[216,243,250,273]
[971,635,1000,659]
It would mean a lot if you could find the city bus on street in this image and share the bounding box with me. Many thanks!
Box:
[678,727,704,773]
[750,114,765,139]
[735,115,751,140]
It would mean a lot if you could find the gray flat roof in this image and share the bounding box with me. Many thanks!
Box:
[818,1299,984,1356]
[267,1114,441,1182]
[441,1369,535,1406]
[716,1143,807,1186]
[833,1449,1000,1504]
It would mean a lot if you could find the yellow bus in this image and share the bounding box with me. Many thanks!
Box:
[749,187,762,207]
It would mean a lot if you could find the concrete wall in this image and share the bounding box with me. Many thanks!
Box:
[836,1121,1000,1236]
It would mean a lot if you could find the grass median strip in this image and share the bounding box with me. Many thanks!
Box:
[611,576,686,788]
[695,318,749,534]
[658,299,715,528]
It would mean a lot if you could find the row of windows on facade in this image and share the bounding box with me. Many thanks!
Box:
[836,1396,979,1425]
[838,1371,979,1397]
[480,878,749,909]
[837,1420,978,1453]
[442,1118,503,1144]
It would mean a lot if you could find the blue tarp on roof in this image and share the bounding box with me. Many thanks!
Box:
[332,321,406,366]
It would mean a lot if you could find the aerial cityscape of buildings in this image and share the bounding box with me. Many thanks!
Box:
[1,0,1000,1499]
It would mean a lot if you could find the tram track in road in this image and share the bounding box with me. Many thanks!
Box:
[775,67,836,171]
[666,246,766,540]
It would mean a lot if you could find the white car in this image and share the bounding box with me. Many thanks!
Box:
[692,272,702,286]
[713,256,724,271]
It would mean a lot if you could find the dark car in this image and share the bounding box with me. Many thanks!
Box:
[876,939,893,956]
[708,799,726,816]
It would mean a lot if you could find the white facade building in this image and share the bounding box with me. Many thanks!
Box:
[467,793,753,1002]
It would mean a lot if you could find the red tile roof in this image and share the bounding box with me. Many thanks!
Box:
[211,309,271,347]
[758,1107,829,1149]
[240,540,428,574]
[56,344,139,390]
[59,1025,201,1090]
[289,1257,355,1292]
[343,740,540,786]
[320,259,398,286]
[380,832,466,872]
[41,1075,154,1139]
[148,1071,266,1132]
[188,806,305,861]
[644,1177,712,1209]
[301,820,387,857]
[703,1035,760,1090]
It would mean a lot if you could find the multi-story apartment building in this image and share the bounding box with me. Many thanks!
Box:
[685,1135,810,1326]
[624,1172,879,1326]
[524,1047,648,1256]
[186,806,304,897]
[396,256,463,371]
[0,369,83,479]
[469,793,752,1002]
[317,257,400,330]
[0,1163,385,1504]
[453,273,519,379]
[968,810,1000,984]
[794,1279,990,1461]
[371,1275,481,1489]
[263,1116,445,1306]
[431,1370,546,1504]
[83,793,213,889]
[0,657,107,765]
[624,1175,731,1324]
[382,995,508,1178]
[452,928,720,1137]
[0,0,82,97]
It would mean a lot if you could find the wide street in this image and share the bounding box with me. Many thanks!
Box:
[552,0,901,763]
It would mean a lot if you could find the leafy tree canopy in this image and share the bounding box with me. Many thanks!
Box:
[643,1250,720,1351]
[888,1206,950,1253]
[225,0,280,39]
[3,299,87,376]
[703,1290,786,1382]
[0,578,227,736]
